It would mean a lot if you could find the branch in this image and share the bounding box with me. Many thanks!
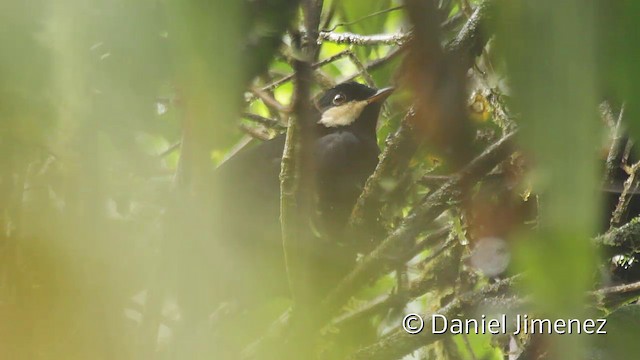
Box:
[317,2,492,47]
[444,0,496,69]
[594,280,640,297]
[593,280,640,311]
[318,31,411,46]
[239,124,271,141]
[324,132,517,318]
[331,227,453,329]
[241,112,286,130]
[280,0,323,312]
[261,50,351,92]
[260,46,404,96]
[322,6,404,32]
[249,85,290,114]
[347,276,518,360]
[349,109,419,252]
[595,216,640,254]
[341,47,405,82]
[602,102,626,185]
[610,161,640,228]
[276,1,324,358]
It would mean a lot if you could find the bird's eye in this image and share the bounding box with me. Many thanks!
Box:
[332,93,346,105]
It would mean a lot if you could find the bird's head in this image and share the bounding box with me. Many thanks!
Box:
[315,82,394,130]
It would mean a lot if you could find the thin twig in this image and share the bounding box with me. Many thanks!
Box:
[341,47,405,82]
[346,51,376,87]
[261,49,352,92]
[242,112,286,130]
[322,6,404,32]
[159,141,181,158]
[249,85,290,114]
[217,136,254,167]
[239,124,271,141]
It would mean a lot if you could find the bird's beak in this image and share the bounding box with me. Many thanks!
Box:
[366,87,395,104]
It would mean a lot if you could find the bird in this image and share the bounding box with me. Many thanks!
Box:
[210,81,394,306]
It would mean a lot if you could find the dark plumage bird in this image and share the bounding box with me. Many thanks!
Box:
[211,82,393,305]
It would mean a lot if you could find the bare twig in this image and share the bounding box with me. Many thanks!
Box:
[322,6,404,32]
[262,51,352,92]
[261,47,404,97]
[239,124,271,141]
[217,136,254,167]
[249,85,290,114]
[242,112,286,130]
[346,51,376,87]
[159,141,181,158]
[341,47,405,82]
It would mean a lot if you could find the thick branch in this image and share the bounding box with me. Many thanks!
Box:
[318,31,411,46]
[595,216,640,254]
[444,0,496,68]
[280,0,324,310]
[276,2,324,358]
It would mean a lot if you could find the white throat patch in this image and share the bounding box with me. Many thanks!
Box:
[318,100,368,127]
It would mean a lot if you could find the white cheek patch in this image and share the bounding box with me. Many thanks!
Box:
[318,100,368,127]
